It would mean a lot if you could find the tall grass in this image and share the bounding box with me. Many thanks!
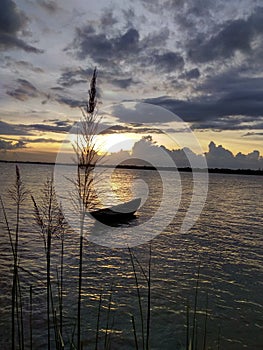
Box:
[32,176,66,349]
[70,67,103,348]
[0,166,27,350]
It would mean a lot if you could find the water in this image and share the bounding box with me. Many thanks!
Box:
[0,162,262,349]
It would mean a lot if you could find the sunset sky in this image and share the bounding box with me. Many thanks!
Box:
[1,0,263,166]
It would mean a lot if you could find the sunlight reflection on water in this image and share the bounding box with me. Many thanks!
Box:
[0,163,262,349]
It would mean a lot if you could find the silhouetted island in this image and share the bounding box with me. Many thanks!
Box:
[0,159,262,176]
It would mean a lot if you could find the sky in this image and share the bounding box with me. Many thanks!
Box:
[1,0,263,168]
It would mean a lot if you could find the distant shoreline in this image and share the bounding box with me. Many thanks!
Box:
[0,159,262,176]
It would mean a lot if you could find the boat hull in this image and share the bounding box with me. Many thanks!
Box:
[89,198,141,224]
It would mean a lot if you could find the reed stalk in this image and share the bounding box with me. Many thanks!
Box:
[95,293,102,350]
[191,261,200,350]
[186,299,190,350]
[104,286,113,350]
[128,247,145,350]
[202,292,208,350]
[77,216,84,349]
[30,286,33,350]
[128,243,152,350]
[17,273,25,350]
[131,315,139,350]
[217,325,221,350]
[60,234,64,338]
[146,243,152,350]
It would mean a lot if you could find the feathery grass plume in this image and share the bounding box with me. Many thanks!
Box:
[70,67,104,349]
[31,176,65,350]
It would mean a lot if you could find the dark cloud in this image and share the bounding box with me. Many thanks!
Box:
[179,68,200,80]
[29,120,72,133]
[57,67,137,91]
[42,119,73,127]
[192,118,263,132]
[143,90,263,130]
[111,78,137,89]
[116,28,139,53]
[140,0,217,35]
[22,137,70,144]
[68,25,140,62]
[140,27,170,49]
[151,51,184,73]
[66,23,176,77]
[0,0,27,34]
[99,123,171,135]
[188,7,263,63]
[243,132,263,137]
[0,0,43,53]
[55,95,83,108]
[142,96,214,123]
[0,120,32,135]
[58,77,87,88]
[0,117,181,140]
[111,103,178,124]
[0,138,26,150]
[10,59,44,73]
[0,119,73,136]
[0,33,44,53]
[0,135,70,152]
[0,117,182,140]
[199,69,263,97]
[6,78,39,101]
[57,67,94,87]
[51,86,64,92]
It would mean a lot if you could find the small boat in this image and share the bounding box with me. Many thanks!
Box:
[89,198,141,223]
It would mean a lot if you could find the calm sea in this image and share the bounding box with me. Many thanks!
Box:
[0,162,262,350]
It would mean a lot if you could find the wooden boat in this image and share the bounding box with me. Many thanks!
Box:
[89,198,141,223]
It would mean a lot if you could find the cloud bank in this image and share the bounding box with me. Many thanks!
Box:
[105,137,263,170]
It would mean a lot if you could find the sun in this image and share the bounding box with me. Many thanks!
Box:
[99,133,140,154]
[60,131,141,157]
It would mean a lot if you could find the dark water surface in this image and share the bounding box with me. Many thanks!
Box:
[0,163,262,349]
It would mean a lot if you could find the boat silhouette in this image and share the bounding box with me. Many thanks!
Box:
[89,198,141,224]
